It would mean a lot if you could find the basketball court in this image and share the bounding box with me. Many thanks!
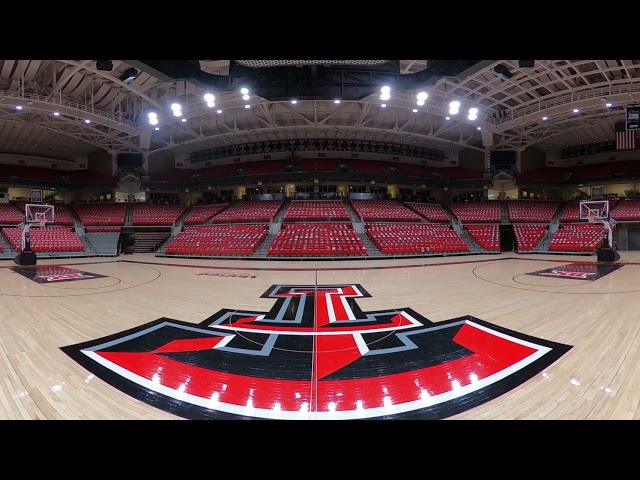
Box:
[2,244,640,420]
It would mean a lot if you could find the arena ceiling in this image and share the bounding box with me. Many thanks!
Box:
[1,59,639,163]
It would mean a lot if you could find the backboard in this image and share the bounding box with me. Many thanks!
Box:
[579,200,608,220]
[25,203,55,226]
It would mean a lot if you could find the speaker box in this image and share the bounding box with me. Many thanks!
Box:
[518,60,535,68]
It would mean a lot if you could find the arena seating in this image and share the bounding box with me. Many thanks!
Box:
[49,203,75,226]
[182,204,229,225]
[0,243,3,253]
[559,201,583,222]
[548,224,603,252]
[132,203,186,226]
[465,225,500,251]
[10,201,73,226]
[212,200,284,223]
[561,199,619,223]
[1,226,84,252]
[350,200,422,222]
[165,224,268,256]
[72,203,127,226]
[513,224,547,251]
[268,223,366,257]
[404,202,450,223]
[610,198,640,221]
[284,200,350,222]
[508,201,560,223]
[0,204,24,225]
[365,223,469,254]
[448,201,501,223]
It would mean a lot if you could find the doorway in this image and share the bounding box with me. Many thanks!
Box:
[500,224,514,251]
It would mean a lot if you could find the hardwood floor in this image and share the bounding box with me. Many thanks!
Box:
[2,251,640,420]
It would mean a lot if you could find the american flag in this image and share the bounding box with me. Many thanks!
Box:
[615,122,636,150]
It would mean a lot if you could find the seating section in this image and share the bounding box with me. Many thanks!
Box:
[465,225,500,251]
[182,204,229,225]
[0,243,3,253]
[284,200,350,222]
[365,223,469,254]
[350,200,422,222]
[132,204,186,225]
[0,204,24,225]
[212,200,283,223]
[1,226,84,252]
[268,223,366,257]
[165,224,268,256]
[548,224,603,252]
[49,203,75,226]
[72,203,127,226]
[560,201,583,223]
[508,201,560,223]
[10,201,71,225]
[610,198,640,221]
[513,224,547,251]
[448,201,501,223]
[405,202,450,223]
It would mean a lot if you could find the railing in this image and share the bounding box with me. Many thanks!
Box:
[0,90,139,128]
[484,82,640,127]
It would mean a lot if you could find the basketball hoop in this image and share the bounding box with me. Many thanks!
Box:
[587,215,597,224]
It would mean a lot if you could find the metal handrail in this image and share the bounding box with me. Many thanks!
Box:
[0,90,139,127]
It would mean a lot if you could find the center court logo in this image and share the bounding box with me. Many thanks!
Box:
[61,284,572,420]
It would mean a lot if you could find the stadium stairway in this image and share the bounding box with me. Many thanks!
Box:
[454,226,485,253]
[84,231,121,256]
[273,198,290,223]
[0,233,17,258]
[174,206,193,228]
[125,203,134,226]
[501,201,509,224]
[343,199,362,224]
[357,231,382,257]
[533,224,559,252]
[133,231,171,253]
[552,203,568,224]
[252,233,277,258]
[441,204,460,225]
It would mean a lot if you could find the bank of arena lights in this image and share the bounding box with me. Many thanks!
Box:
[380,86,391,101]
[171,103,183,117]
[468,107,478,121]
[204,93,215,108]
[449,101,460,115]
[147,112,159,125]
[416,91,428,106]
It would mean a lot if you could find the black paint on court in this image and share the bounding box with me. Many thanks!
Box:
[10,265,108,283]
[526,262,623,281]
